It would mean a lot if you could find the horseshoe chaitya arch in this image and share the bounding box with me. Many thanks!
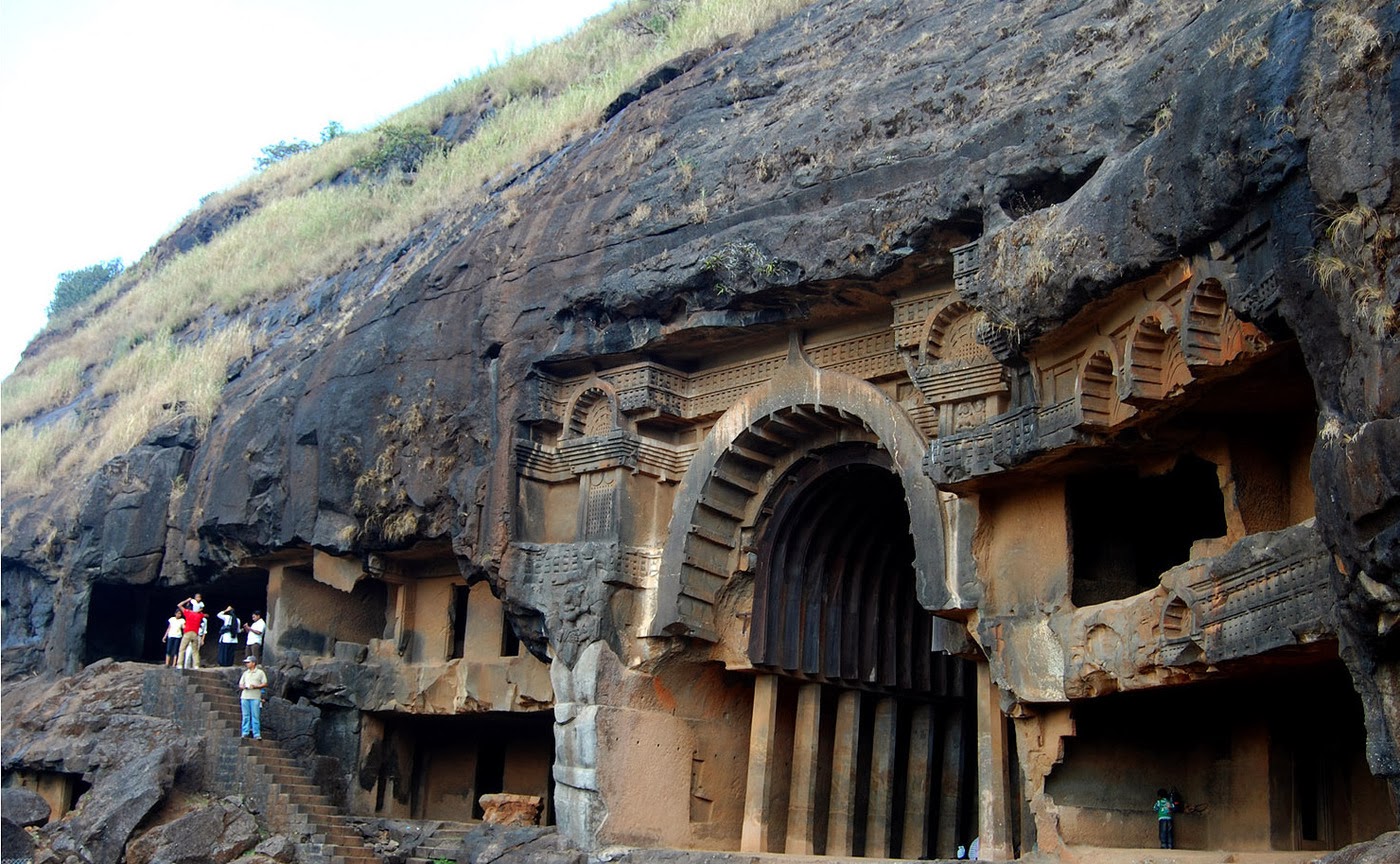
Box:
[648,356,957,640]
[748,443,937,692]
[564,380,619,438]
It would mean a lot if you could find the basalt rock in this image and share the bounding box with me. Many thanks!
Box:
[4,662,194,864]
[2,785,52,827]
[124,797,261,864]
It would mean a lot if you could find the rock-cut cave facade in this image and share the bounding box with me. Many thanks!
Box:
[59,237,1396,859]
[6,0,1399,859]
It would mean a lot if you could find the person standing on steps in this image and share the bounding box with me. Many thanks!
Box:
[238,655,268,739]
[163,607,184,667]
[216,606,241,666]
[176,597,206,669]
[243,611,266,664]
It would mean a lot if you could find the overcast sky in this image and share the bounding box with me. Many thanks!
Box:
[0,0,620,379]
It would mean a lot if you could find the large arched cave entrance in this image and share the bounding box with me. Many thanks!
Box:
[741,442,977,859]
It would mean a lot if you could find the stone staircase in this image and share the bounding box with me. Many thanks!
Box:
[396,820,475,863]
[156,668,379,864]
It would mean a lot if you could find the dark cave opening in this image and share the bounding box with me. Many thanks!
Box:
[1068,453,1227,607]
[83,574,270,666]
[365,710,555,823]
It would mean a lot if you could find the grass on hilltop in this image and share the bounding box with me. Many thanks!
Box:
[1,0,814,502]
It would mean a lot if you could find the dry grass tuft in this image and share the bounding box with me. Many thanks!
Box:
[1318,4,1386,77]
[1309,203,1398,335]
[983,205,1095,301]
[1,416,83,494]
[3,355,85,423]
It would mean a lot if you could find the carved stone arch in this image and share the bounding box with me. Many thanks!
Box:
[1075,341,1121,429]
[1161,590,1199,641]
[1183,278,1229,366]
[747,442,938,693]
[1160,588,1205,665]
[564,379,619,438]
[920,298,991,366]
[650,355,958,641]
[1122,304,1184,404]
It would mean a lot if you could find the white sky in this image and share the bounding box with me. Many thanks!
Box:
[0,0,620,379]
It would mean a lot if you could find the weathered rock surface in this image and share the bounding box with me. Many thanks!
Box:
[124,797,261,864]
[251,834,299,863]
[3,786,53,826]
[2,819,36,862]
[450,824,583,864]
[480,793,544,826]
[3,661,196,864]
[1317,831,1400,864]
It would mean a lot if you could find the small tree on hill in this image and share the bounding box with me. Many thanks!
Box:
[255,139,314,170]
[254,121,347,170]
[48,258,124,318]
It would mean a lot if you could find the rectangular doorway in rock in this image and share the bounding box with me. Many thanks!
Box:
[1067,453,1227,607]
[7,769,91,819]
[82,574,269,666]
[1044,658,1393,851]
[360,710,554,824]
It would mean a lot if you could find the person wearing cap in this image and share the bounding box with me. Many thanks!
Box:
[237,656,268,739]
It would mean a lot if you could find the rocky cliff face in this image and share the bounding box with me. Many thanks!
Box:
[4,0,1398,810]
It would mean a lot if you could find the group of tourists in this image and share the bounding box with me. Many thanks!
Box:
[158,592,271,738]
[161,593,266,669]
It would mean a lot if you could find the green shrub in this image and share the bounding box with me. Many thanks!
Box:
[355,124,447,176]
[48,258,123,318]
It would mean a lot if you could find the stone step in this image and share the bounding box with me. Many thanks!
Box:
[271,781,329,797]
[161,669,379,864]
[291,804,339,818]
[327,850,381,864]
[250,750,298,763]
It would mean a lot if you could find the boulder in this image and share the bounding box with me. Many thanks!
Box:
[252,834,298,863]
[2,817,35,861]
[1318,831,1400,864]
[124,797,260,864]
[2,786,52,826]
[480,793,543,826]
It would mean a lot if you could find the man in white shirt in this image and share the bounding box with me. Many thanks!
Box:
[216,606,241,666]
[244,611,266,663]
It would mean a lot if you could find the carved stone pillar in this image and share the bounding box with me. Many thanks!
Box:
[977,661,1013,860]
[741,674,780,852]
[826,689,863,856]
[866,697,899,857]
[902,703,934,858]
[785,682,824,853]
[936,703,966,858]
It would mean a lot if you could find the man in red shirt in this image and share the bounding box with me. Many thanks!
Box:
[177,599,205,669]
